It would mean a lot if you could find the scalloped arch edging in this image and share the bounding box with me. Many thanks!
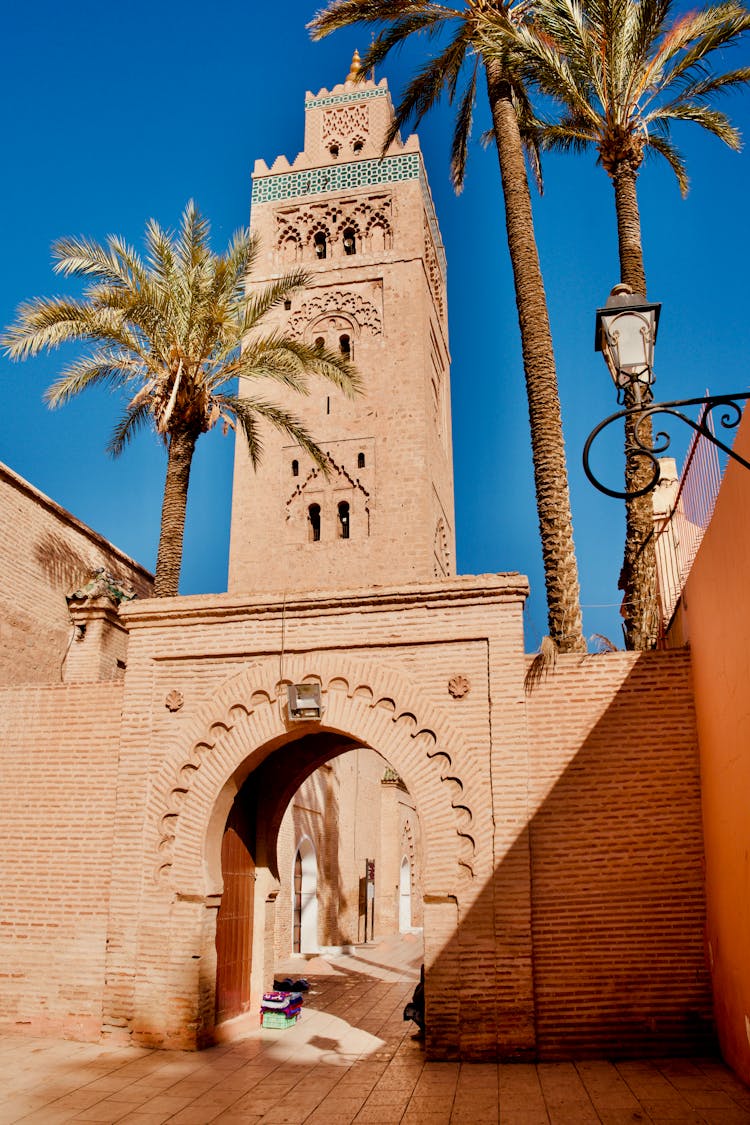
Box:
[155,653,478,896]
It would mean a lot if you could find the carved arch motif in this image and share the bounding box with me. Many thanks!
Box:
[288,289,382,339]
[154,654,479,898]
[274,197,392,262]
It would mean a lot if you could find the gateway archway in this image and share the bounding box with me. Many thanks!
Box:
[134,653,485,1053]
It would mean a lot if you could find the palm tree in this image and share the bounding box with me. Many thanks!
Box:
[478,0,750,649]
[2,201,361,597]
[310,0,587,653]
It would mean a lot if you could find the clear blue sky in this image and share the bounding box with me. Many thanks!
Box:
[2,0,749,649]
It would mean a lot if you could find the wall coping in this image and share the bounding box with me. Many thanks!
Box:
[119,572,529,629]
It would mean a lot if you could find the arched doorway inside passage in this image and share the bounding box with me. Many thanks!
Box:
[148,654,479,1052]
[212,730,424,1025]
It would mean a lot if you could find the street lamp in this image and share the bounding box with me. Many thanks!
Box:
[594,284,661,403]
[583,286,750,500]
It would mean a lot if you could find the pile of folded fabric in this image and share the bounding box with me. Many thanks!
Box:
[260,989,304,1029]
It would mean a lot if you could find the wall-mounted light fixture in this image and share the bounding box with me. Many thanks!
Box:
[287,683,324,722]
[584,285,750,499]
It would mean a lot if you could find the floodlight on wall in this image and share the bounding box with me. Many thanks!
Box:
[583,287,750,499]
[287,683,324,722]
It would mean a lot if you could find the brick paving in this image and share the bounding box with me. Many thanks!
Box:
[1,934,749,1125]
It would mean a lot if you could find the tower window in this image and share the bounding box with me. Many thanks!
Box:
[284,298,292,311]
[353,140,364,155]
[314,336,325,351]
[342,227,356,256]
[314,232,327,260]
[339,334,351,358]
[292,459,299,477]
[308,504,321,542]
[358,452,365,469]
[329,143,339,158]
[338,501,350,540]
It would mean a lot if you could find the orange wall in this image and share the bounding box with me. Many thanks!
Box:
[678,409,750,1082]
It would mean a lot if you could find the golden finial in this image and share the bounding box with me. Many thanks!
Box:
[346,49,362,83]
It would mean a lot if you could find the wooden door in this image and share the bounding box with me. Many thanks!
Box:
[215,795,255,1023]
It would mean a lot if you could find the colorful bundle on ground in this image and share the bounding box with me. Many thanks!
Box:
[260,990,303,1029]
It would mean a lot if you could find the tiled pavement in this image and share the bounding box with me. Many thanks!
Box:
[1,934,749,1125]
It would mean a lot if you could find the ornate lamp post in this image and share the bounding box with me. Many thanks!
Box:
[584,285,750,499]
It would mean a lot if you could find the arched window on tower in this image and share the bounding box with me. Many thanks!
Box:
[342,227,356,256]
[337,501,350,540]
[357,451,366,469]
[353,139,364,155]
[314,336,325,351]
[339,334,351,359]
[308,504,321,542]
[292,459,299,477]
[313,232,327,260]
[329,143,339,159]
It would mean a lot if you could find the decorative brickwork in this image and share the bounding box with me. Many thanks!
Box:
[287,287,383,339]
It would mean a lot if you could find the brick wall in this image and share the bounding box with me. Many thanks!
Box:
[525,650,712,1057]
[0,463,152,685]
[0,682,124,1039]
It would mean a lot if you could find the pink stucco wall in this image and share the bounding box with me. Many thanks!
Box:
[677,408,750,1082]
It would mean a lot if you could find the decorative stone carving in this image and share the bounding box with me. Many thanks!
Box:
[165,689,184,712]
[323,104,370,145]
[155,660,477,884]
[424,216,445,319]
[448,675,471,700]
[288,289,382,339]
[275,196,393,261]
[433,518,451,578]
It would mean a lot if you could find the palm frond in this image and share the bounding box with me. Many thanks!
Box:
[44,349,144,407]
[107,400,154,457]
[643,130,689,193]
[383,29,471,153]
[450,60,479,191]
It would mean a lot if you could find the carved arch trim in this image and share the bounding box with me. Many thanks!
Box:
[154,653,478,901]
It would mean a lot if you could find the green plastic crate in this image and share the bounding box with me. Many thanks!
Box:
[261,1009,300,1029]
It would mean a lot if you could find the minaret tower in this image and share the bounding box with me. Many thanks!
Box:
[228,56,455,594]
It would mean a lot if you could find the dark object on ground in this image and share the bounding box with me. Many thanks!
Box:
[403,964,424,1033]
[274,976,310,992]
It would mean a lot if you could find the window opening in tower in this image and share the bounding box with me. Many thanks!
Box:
[338,501,350,539]
[308,504,321,542]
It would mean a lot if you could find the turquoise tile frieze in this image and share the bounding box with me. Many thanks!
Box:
[305,88,388,109]
[252,153,420,205]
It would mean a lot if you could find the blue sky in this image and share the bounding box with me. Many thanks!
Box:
[2,0,749,649]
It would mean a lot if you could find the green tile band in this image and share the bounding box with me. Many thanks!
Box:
[252,152,446,281]
[252,154,420,204]
[305,88,389,109]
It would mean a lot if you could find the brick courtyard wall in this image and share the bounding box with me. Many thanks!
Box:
[673,410,750,1083]
[0,682,124,1040]
[0,463,152,685]
[525,650,712,1058]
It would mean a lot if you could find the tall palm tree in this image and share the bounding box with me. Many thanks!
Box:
[478,0,750,649]
[2,201,361,597]
[310,0,587,653]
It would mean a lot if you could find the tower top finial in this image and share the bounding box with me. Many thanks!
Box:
[346,49,362,83]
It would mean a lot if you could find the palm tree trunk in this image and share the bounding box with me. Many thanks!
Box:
[485,60,585,653]
[154,428,197,597]
[612,165,659,651]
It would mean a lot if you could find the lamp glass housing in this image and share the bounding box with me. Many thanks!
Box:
[595,293,661,399]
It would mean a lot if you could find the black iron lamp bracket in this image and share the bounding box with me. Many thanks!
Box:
[583,392,750,500]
